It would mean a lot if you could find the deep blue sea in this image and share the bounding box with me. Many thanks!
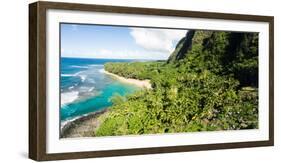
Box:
[60,57,141,126]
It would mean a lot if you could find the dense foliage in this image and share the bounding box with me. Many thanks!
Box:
[94,31,259,136]
[104,61,164,80]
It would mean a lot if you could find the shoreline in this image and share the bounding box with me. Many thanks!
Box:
[60,68,151,138]
[61,109,109,138]
[103,70,152,89]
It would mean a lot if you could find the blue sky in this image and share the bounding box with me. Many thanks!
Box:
[61,23,187,60]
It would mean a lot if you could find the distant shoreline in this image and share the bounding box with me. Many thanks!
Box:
[103,70,152,89]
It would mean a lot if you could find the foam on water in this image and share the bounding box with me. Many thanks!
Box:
[61,71,84,77]
[79,75,87,82]
[61,74,75,77]
[61,91,79,106]
[89,64,104,67]
[61,115,83,129]
[98,68,105,73]
[86,78,95,84]
[70,65,89,69]
[88,87,95,92]
[68,86,74,90]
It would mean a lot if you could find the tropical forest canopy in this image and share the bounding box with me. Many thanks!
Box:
[94,30,259,136]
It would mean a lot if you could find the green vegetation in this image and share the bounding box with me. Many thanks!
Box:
[94,30,259,136]
[104,61,165,80]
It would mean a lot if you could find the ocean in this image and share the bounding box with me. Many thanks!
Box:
[60,57,141,126]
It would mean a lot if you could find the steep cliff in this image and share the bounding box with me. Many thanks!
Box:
[167,30,213,63]
[167,30,195,63]
[167,30,258,87]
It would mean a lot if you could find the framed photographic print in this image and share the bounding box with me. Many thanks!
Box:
[29,1,274,161]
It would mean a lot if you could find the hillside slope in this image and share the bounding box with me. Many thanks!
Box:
[93,30,259,137]
[168,30,258,87]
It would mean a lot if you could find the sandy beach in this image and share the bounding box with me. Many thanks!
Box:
[103,70,152,89]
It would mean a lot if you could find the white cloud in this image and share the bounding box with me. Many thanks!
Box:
[61,28,187,60]
[130,28,187,53]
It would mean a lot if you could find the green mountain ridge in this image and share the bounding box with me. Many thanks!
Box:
[92,30,259,137]
[168,30,258,87]
[168,30,213,63]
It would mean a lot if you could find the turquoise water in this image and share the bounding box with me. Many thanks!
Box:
[60,57,140,123]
